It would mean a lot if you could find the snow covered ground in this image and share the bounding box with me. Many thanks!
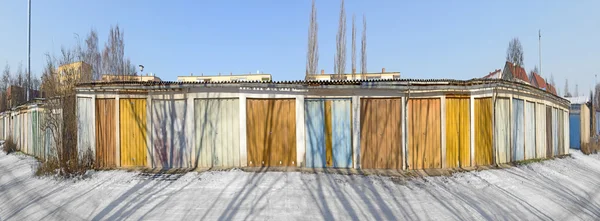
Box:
[1,150,600,221]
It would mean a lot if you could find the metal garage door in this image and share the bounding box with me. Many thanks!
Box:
[195,98,240,168]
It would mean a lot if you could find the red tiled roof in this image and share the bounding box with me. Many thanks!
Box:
[546,84,557,95]
[505,61,529,83]
[483,69,502,79]
[530,72,547,90]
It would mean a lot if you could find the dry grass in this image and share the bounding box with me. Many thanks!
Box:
[2,137,17,154]
[35,149,94,178]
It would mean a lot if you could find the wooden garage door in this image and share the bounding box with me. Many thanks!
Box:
[546,106,553,158]
[120,98,148,167]
[445,97,470,168]
[408,98,441,169]
[475,98,493,166]
[96,99,116,168]
[246,99,296,167]
[360,98,402,169]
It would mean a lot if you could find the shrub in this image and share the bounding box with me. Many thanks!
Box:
[2,137,17,154]
[36,148,94,178]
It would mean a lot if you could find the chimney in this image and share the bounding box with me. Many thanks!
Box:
[352,68,356,74]
[382,68,386,73]
[321,69,325,75]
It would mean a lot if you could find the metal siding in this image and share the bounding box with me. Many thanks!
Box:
[246,99,296,167]
[475,98,493,166]
[552,108,558,156]
[445,98,470,168]
[536,103,547,158]
[195,98,240,168]
[360,98,402,169]
[120,99,148,167]
[96,99,116,168]
[512,99,525,161]
[304,99,326,168]
[77,97,94,158]
[524,101,536,160]
[152,100,191,168]
[408,98,441,169]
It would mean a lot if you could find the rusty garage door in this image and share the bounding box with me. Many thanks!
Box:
[120,98,148,167]
[360,98,402,169]
[445,97,470,168]
[246,99,296,167]
[475,98,493,166]
[408,98,441,169]
[96,99,116,168]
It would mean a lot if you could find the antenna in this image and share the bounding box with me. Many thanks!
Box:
[539,29,542,76]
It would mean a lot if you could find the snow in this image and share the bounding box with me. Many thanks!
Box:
[2,150,600,220]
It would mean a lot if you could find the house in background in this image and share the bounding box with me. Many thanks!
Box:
[57,61,92,84]
[177,73,272,82]
[501,61,529,83]
[482,69,502,79]
[529,72,547,91]
[100,74,162,82]
[306,68,400,81]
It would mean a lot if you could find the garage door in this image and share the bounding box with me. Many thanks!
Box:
[408,98,441,169]
[475,98,493,166]
[195,98,240,168]
[445,97,470,168]
[152,100,190,168]
[120,98,148,167]
[305,99,352,168]
[360,98,402,169]
[246,99,296,167]
[96,99,116,168]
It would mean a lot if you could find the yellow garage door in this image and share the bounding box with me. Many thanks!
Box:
[120,98,148,167]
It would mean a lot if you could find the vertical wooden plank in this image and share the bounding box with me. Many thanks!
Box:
[409,98,441,169]
[445,97,470,168]
[96,99,116,168]
[475,98,493,166]
[304,99,325,168]
[359,98,401,169]
[120,98,147,167]
[331,99,352,168]
[512,99,525,161]
[546,106,553,158]
[324,100,333,167]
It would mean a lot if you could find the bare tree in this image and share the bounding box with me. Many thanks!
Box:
[564,79,571,97]
[575,84,579,97]
[351,14,356,79]
[0,64,10,111]
[102,25,128,80]
[506,37,524,67]
[40,47,93,175]
[595,83,600,109]
[334,0,346,80]
[305,0,319,80]
[81,29,101,81]
[361,14,367,79]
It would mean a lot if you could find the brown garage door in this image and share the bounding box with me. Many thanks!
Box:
[360,98,402,169]
[96,99,116,168]
[408,98,441,169]
[246,99,296,167]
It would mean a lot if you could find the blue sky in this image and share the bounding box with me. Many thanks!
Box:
[1,0,599,95]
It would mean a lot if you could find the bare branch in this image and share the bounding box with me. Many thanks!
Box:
[361,14,367,79]
[334,0,346,80]
[306,0,319,80]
